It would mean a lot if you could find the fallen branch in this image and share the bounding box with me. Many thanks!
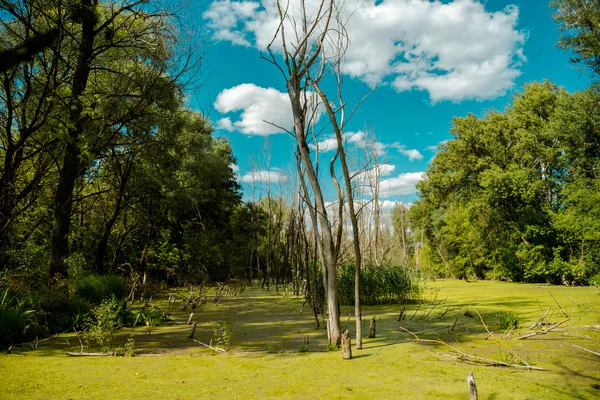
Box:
[66,351,114,356]
[437,351,545,371]
[193,339,226,353]
[573,344,600,357]
[530,307,551,330]
[517,318,569,340]
[549,292,569,318]
[397,325,544,371]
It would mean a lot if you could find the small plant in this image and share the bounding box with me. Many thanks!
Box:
[588,273,600,289]
[212,319,232,351]
[124,335,135,356]
[326,343,338,351]
[84,295,129,351]
[492,349,526,366]
[498,311,520,330]
[298,343,308,353]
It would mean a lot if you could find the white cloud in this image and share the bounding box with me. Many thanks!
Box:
[309,137,338,152]
[218,117,235,131]
[238,168,288,183]
[377,163,396,177]
[398,148,423,161]
[426,140,449,152]
[230,163,240,173]
[214,84,292,135]
[204,0,526,102]
[380,172,424,196]
[214,83,322,135]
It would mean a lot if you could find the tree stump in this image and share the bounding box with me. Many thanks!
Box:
[467,372,478,400]
[188,322,198,339]
[369,317,376,338]
[341,330,352,360]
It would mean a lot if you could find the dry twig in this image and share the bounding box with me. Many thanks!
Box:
[517,318,569,340]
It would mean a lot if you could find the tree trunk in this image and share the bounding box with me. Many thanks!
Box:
[49,0,97,278]
[312,82,362,350]
[341,330,352,360]
[369,317,376,338]
[467,372,478,400]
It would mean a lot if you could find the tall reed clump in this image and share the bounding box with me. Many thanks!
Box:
[337,263,421,305]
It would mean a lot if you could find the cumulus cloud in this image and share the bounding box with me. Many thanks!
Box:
[426,140,449,152]
[229,163,240,173]
[215,83,322,135]
[308,137,338,152]
[380,172,424,196]
[214,84,292,135]
[238,168,288,183]
[204,0,526,102]
[310,131,422,161]
[398,148,423,161]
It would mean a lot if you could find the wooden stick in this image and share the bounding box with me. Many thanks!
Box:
[573,344,600,357]
[66,352,114,356]
[73,327,84,353]
[517,318,569,340]
[410,303,421,321]
[530,307,551,329]
[451,312,460,332]
[549,292,569,318]
[193,339,225,352]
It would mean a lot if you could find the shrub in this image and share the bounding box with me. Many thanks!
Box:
[76,275,126,304]
[39,290,90,334]
[588,272,600,288]
[84,295,131,351]
[337,263,420,305]
[212,319,232,351]
[498,311,520,330]
[0,308,27,346]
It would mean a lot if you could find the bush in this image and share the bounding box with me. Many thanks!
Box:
[0,308,27,346]
[337,263,420,305]
[39,288,91,334]
[498,311,520,330]
[84,295,132,351]
[76,275,126,304]
[588,272,600,287]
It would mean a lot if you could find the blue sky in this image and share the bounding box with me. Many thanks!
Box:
[191,0,590,204]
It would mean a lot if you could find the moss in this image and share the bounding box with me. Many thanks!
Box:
[1,281,599,399]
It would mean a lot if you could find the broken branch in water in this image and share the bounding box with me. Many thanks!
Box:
[396,325,544,371]
[193,339,226,353]
[573,344,600,357]
[517,318,569,340]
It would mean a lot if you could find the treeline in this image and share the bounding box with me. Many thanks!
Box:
[406,0,600,284]
[0,0,242,285]
[410,82,600,283]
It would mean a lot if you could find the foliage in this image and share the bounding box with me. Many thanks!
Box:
[75,275,126,304]
[588,273,600,287]
[552,0,600,78]
[212,319,232,351]
[136,307,170,327]
[497,311,520,330]
[84,295,131,351]
[337,263,420,305]
[0,308,28,346]
[410,82,600,283]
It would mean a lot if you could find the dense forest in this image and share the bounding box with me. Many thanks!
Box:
[1,0,600,349]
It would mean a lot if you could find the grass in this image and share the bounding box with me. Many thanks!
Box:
[1,280,599,399]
